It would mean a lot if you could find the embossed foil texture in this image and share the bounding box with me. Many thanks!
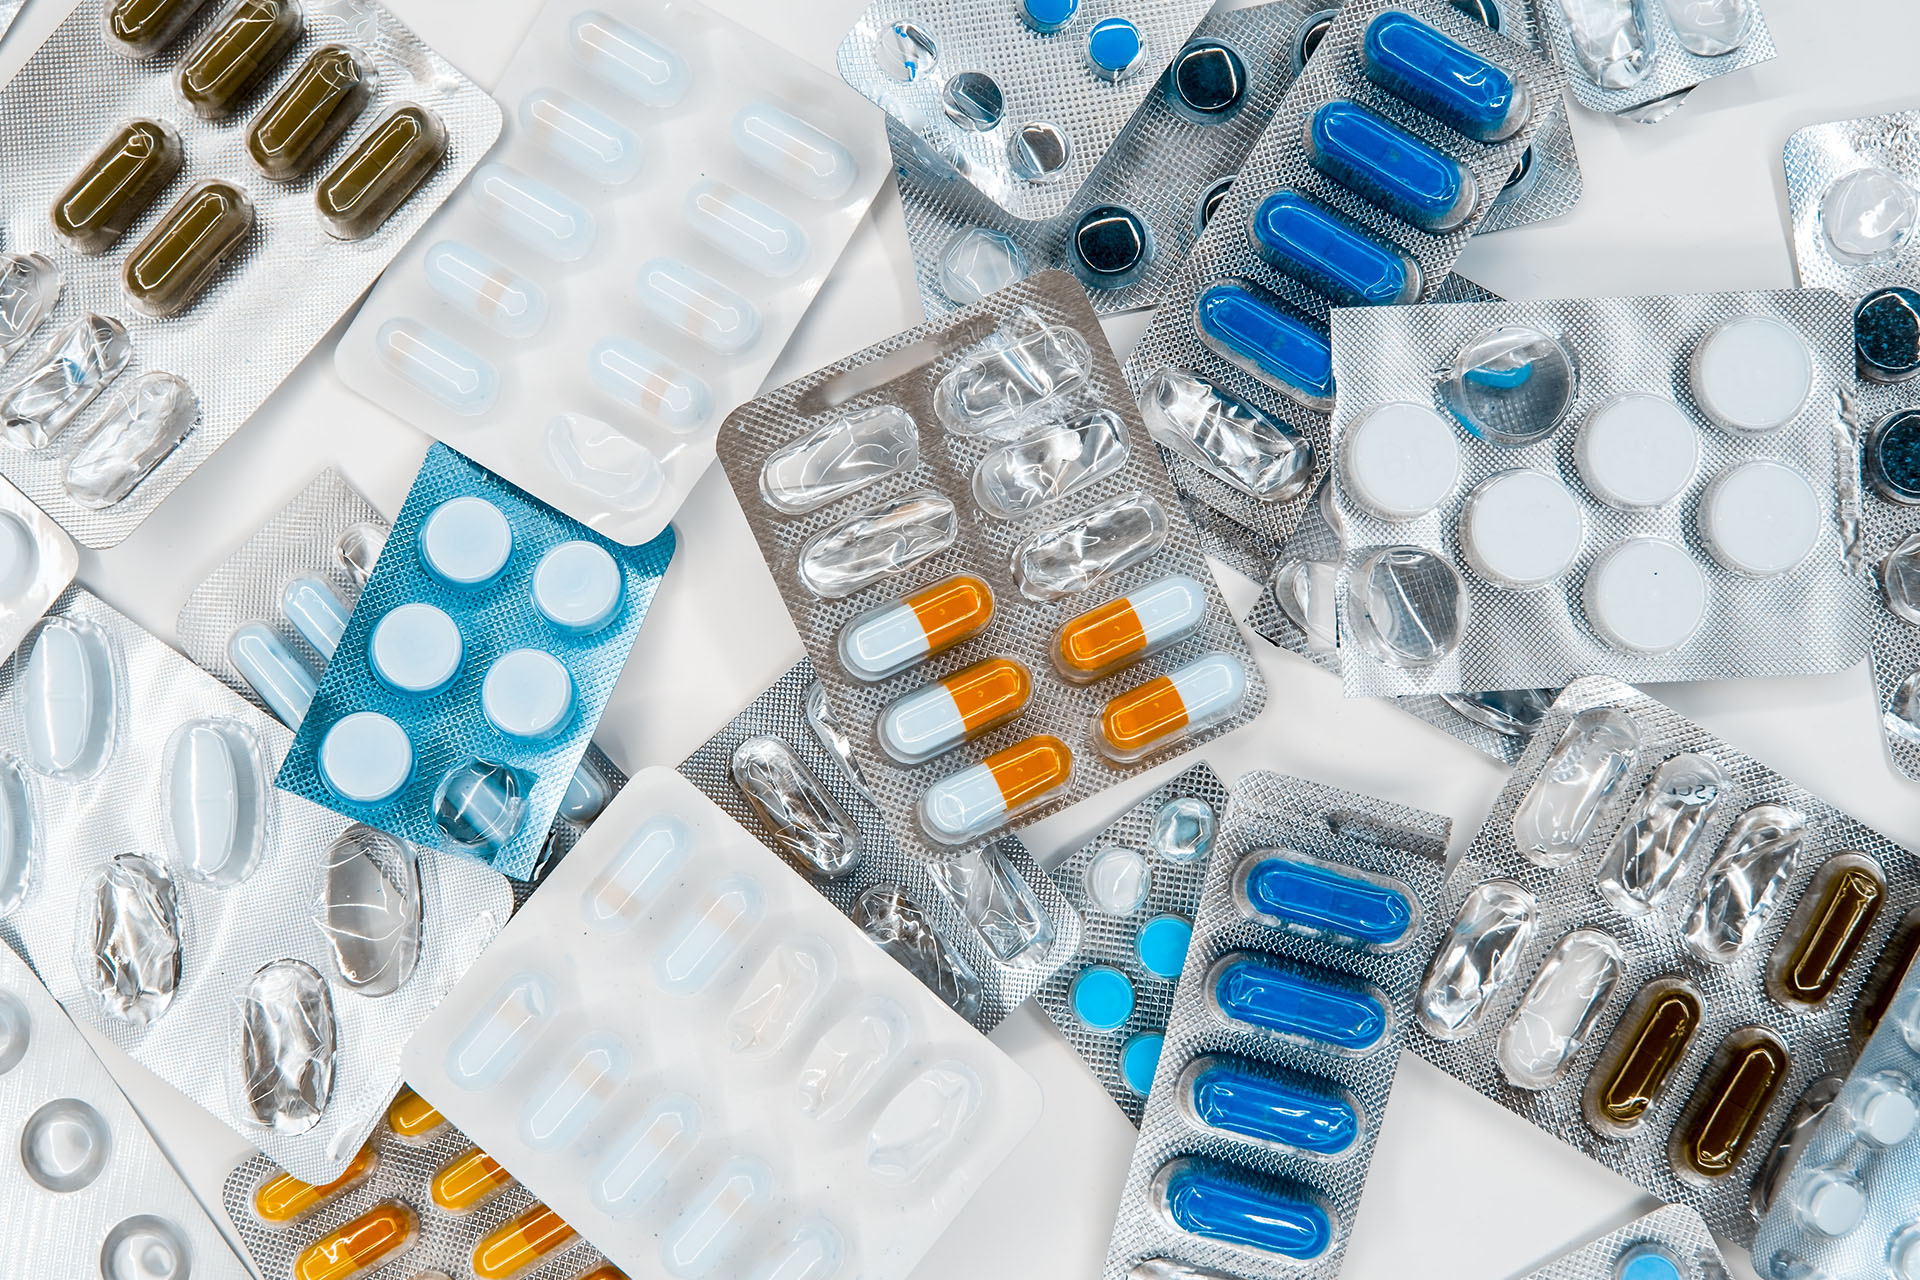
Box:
[1522,1205,1731,1280]
[1534,0,1774,119]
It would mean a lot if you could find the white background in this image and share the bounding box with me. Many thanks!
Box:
[10,0,1920,1276]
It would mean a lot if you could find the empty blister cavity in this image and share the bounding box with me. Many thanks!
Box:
[934,311,1091,439]
[745,1218,844,1280]
[1583,537,1709,655]
[1766,852,1885,1007]
[433,758,527,851]
[1012,490,1167,601]
[797,999,906,1120]
[1441,326,1577,447]
[798,491,958,598]
[1821,167,1917,266]
[83,852,180,1023]
[230,621,317,724]
[521,1032,628,1150]
[1576,394,1699,509]
[483,649,576,738]
[1595,751,1726,917]
[839,573,993,680]
[1194,282,1333,411]
[239,958,336,1134]
[734,103,856,201]
[687,181,809,277]
[1697,460,1821,578]
[592,1094,701,1218]
[589,338,711,430]
[64,369,197,510]
[23,616,117,779]
[1667,0,1753,56]
[973,409,1128,518]
[1008,121,1071,183]
[879,657,1031,765]
[21,1095,111,1192]
[939,228,1026,305]
[852,884,983,1022]
[1418,879,1536,1039]
[1154,796,1215,864]
[1512,706,1640,867]
[1139,367,1313,503]
[523,87,641,184]
[940,71,1003,132]
[867,1061,979,1182]
[163,718,266,885]
[637,258,761,355]
[1346,546,1467,667]
[1250,189,1422,307]
[655,874,764,993]
[1234,851,1417,951]
[581,816,690,929]
[729,938,833,1056]
[663,1158,771,1278]
[547,414,665,512]
[283,575,349,659]
[1208,950,1390,1054]
[1342,402,1459,520]
[1360,10,1530,141]
[1086,846,1151,915]
[475,163,596,261]
[918,733,1073,844]
[1683,803,1806,964]
[731,736,861,878]
[1154,1157,1335,1261]
[1669,1024,1788,1182]
[1054,573,1206,683]
[1690,316,1812,433]
[445,971,555,1089]
[0,313,132,450]
[1584,975,1704,1137]
[1178,1054,1361,1158]
[1556,0,1653,88]
[424,241,548,339]
[1460,470,1585,589]
[926,838,1055,964]
[760,405,918,515]
[1440,688,1557,738]
[0,253,62,364]
[1305,99,1478,233]
[314,825,421,997]
[1497,927,1624,1089]
[377,319,497,415]
[569,9,688,105]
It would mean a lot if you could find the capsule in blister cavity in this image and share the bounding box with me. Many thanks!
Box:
[1594,752,1725,917]
[1555,0,1653,89]
[1767,852,1885,1007]
[591,1094,700,1218]
[0,756,34,916]
[253,1143,377,1223]
[655,874,764,994]
[230,621,317,724]
[315,825,421,996]
[1098,651,1246,762]
[1497,927,1624,1089]
[163,717,266,885]
[580,816,689,930]
[1250,189,1423,307]
[521,1032,627,1151]
[839,573,992,681]
[1583,976,1703,1137]
[1855,908,1920,1049]
[868,1062,979,1183]
[973,408,1127,518]
[1511,706,1641,868]
[378,319,496,415]
[925,839,1055,964]
[445,971,555,1089]
[1417,879,1536,1038]
[797,491,957,598]
[1194,282,1333,411]
[431,1146,512,1213]
[727,939,831,1057]
[1360,10,1530,140]
[1139,366,1313,503]
[1440,326,1578,447]
[852,885,983,1020]
[0,253,62,365]
[472,1203,577,1280]
[1054,573,1205,683]
[1668,1025,1788,1181]
[177,0,303,120]
[83,852,180,1023]
[589,338,707,431]
[386,1085,443,1142]
[318,103,447,240]
[918,733,1072,844]
[522,87,639,185]
[1235,851,1417,950]
[879,657,1031,765]
[1,314,132,450]
[65,370,198,511]
[105,0,214,57]
[745,1219,845,1280]
[1210,950,1390,1053]
[1178,1054,1361,1157]
[52,119,183,254]
[1308,99,1478,234]
[282,574,348,660]
[687,181,808,277]
[1751,1075,1842,1221]
[248,44,372,179]
[730,735,860,878]
[734,102,857,201]
[123,179,253,318]
[1013,490,1167,601]
[661,1160,767,1277]
[759,404,918,515]
[1154,1157,1335,1261]
[240,958,336,1133]
[25,616,117,778]
[1346,545,1467,668]
[637,257,761,355]
[424,242,546,339]
[291,1199,417,1280]
[934,310,1091,439]
[569,9,688,106]
[799,999,906,1120]
[1683,803,1806,964]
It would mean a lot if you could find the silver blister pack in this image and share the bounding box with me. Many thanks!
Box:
[1470,0,1583,236]
[677,656,1083,1032]
[1525,1205,1730,1280]
[0,586,512,1183]
[1533,0,1774,120]
[0,0,501,547]
[1409,676,1920,1246]
[1102,770,1449,1280]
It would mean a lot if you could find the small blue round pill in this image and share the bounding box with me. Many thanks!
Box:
[1086,17,1144,81]
[1194,282,1335,410]
[1070,964,1135,1031]
[1136,914,1192,980]
[1120,1031,1164,1096]
[1021,0,1077,34]
[1615,1244,1684,1280]
[419,496,513,588]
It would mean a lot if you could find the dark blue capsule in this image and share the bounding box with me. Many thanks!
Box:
[1185,1055,1360,1155]
[1307,99,1478,232]
[1070,204,1151,290]
[1158,1157,1334,1259]
[1239,853,1416,947]
[1250,189,1422,307]
[1209,951,1389,1052]
[1194,282,1334,411]
[1856,286,1920,384]
[1360,10,1530,142]
[1867,408,1920,506]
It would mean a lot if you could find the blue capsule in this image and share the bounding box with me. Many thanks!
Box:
[1209,951,1389,1053]
[1250,190,1422,307]
[1238,853,1416,949]
[1360,10,1529,142]
[229,622,316,725]
[1307,100,1478,233]
[1157,1157,1334,1260]
[1194,283,1333,411]
[1183,1055,1360,1156]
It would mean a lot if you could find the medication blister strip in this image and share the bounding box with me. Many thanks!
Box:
[1534,0,1774,119]
[1034,761,1229,1123]
[1523,1205,1730,1280]
[1,941,253,1280]
[1325,290,1875,699]
[276,444,674,883]
[677,656,1083,1032]
[400,767,1045,1280]
[334,0,890,549]
[0,0,500,548]
[0,470,80,666]
[1471,0,1583,237]
[1409,676,1920,1245]
[0,586,511,1184]
[1102,770,1449,1280]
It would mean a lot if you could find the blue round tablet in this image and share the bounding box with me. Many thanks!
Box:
[1136,914,1192,980]
[1086,17,1144,81]
[1070,964,1135,1031]
[1614,1244,1683,1280]
[419,496,513,588]
[1868,408,1920,505]
[1856,286,1920,384]
[1120,1031,1164,1096]
[1021,0,1077,34]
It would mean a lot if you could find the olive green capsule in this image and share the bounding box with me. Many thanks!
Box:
[247,43,373,179]
[123,179,254,317]
[104,0,214,58]
[52,119,184,254]
[177,0,303,121]
[316,103,447,240]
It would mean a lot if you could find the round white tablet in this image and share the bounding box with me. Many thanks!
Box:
[319,711,413,803]
[1342,401,1460,520]
[419,496,513,587]
[1697,460,1821,577]
[1459,470,1585,588]
[370,602,463,694]
[1575,393,1700,509]
[1582,538,1708,655]
[533,540,622,633]
[483,648,576,739]
[1689,316,1813,433]
[1798,1173,1866,1238]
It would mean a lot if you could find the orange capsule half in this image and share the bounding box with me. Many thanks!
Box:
[431,1146,514,1213]
[1054,573,1207,682]
[574,1268,628,1280]
[293,1200,418,1280]
[838,574,994,680]
[473,1204,580,1280]
[254,1143,378,1224]
[878,657,1032,764]
[919,734,1072,844]
[1098,652,1248,762]
[385,1085,445,1141]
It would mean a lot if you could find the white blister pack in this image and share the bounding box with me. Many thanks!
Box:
[400,766,1044,1280]
[0,470,79,664]
[335,0,890,547]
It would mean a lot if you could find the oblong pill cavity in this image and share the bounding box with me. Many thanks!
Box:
[291,1200,417,1280]
[760,404,917,515]
[918,733,1071,844]
[123,179,253,317]
[471,1204,577,1280]
[972,408,1128,518]
[1139,365,1314,503]
[106,0,214,57]
[745,1219,845,1280]
[0,253,63,366]
[1054,573,1206,683]
[581,815,690,928]
[475,163,595,261]
[1098,651,1248,762]
[1308,100,1478,235]
[587,339,709,433]
[879,657,1032,764]
[1767,852,1885,1007]
[799,491,958,599]
[0,756,34,916]
[1195,282,1333,410]
[424,242,547,339]
[1155,1158,1335,1261]
[1684,804,1806,964]
[734,103,856,200]
[686,181,808,277]
[229,621,317,724]
[247,44,372,180]
[520,1032,628,1150]
[1670,1025,1789,1181]
[317,103,448,239]
[1235,851,1417,950]
[1250,190,1422,307]
[53,118,183,253]
[239,958,336,1133]
[1584,977,1703,1137]
[1496,927,1624,1090]
[1209,950,1391,1053]
[569,10,689,106]
[838,574,992,680]
[591,1095,701,1218]
[637,258,760,355]
[1014,490,1167,601]
[24,617,116,778]
[67,367,192,504]
[730,737,861,880]
[1417,879,1536,1039]
[1360,10,1529,140]
[655,875,764,993]
[377,319,497,415]
[797,1000,907,1120]
[254,1143,377,1223]
[522,87,640,184]
[430,1147,512,1213]
[1179,1054,1361,1157]
[176,0,303,120]
[445,971,554,1089]
[867,1062,980,1183]
[164,718,266,885]
[1511,706,1640,868]
[662,1159,770,1278]
[727,938,832,1056]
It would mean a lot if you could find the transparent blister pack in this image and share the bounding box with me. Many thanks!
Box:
[1035,760,1229,1123]
[400,767,1045,1280]
[0,469,80,665]
[0,586,511,1184]
[334,0,890,549]
[677,656,1082,1032]
[716,270,1266,854]
[1101,770,1449,1280]
[1324,290,1875,700]
[276,445,674,883]
[1534,0,1774,121]
[1,940,254,1280]
[1410,677,1920,1246]
[1524,1205,1731,1280]
[0,0,500,547]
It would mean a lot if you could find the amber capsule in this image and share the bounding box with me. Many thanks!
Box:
[384,1085,444,1140]
[1669,1025,1790,1181]
[316,103,448,240]
[122,179,254,318]
[472,1204,579,1280]
[52,119,183,254]
[1097,651,1247,762]
[293,1199,418,1280]
[177,0,304,120]
[575,1268,628,1280]
[877,657,1032,764]
[1768,853,1885,1008]
[838,573,994,681]
[252,1143,377,1224]
[430,1146,514,1213]
[105,0,215,57]
[1053,573,1206,682]
[248,43,373,179]
[1583,976,1703,1137]
[1854,908,1920,1051]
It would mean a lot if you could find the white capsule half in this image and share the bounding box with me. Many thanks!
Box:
[474,163,596,261]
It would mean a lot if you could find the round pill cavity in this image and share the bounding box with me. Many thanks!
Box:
[1167,38,1245,120]
[370,602,463,694]
[1439,326,1577,447]
[941,71,1003,131]
[319,711,413,804]
[1698,460,1821,577]
[1869,409,1920,505]
[1614,1243,1683,1280]
[1342,402,1460,520]
[939,228,1026,305]
[1070,964,1135,1031]
[1120,1031,1164,1096]
[1292,8,1336,68]
[1851,1072,1919,1146]
[1020,0,1077,34]
[533,540,622,633]
[1070,205,1151,291]
[1086,17,1145,81]
[1689,316,1812,433]
[1009,121,1070,182]
[1794,1169,1866,1237]
[483,649,576,740]
[101,1214,191,1280]
[1086,846,1151,915]
[420,496,513,587]
[1821,166,1917,266]
[1137,915,1193,980]
[0,512,37,600]
[1856,286,1920,383]
[21,1097,111,1191]
[1576,394,1700,509]
[1197,175,1234,232]
[1460,470,1584,589]
[1583,538,1708,656]
[1152,797,1214,863]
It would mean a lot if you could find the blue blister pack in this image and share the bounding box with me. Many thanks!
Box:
[277,444,674,880]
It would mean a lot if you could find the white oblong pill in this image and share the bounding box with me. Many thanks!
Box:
[1582,538,1708,656]
[1575,393,1700,509]
[319,711,412,803]
[168,723,238,881]
[1343,401,1460,520]
[1460,470,1585,589]
[1697,460,1821,577]
[24,620,100,775]
[1690,315,1812,433]
[370,602,463,694]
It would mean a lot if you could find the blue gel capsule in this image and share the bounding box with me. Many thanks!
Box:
[1209,951,1389,1052]
[1021,0,1076,34]
[1360,10,1529,142]
[376,319,497,415]
[423,241,547,339]
[1182,1055,1360,1155]
[1194,283,1334,411]
[1086,17,1146,81]
[1071,964,1135,1031]
[1250,190,1422,307]
[1120,1031,1163,1096]
[281,574,349,660]
[1157,1158,1334,1260]
[1306,100,1478,233]
[1238,853,1416,949]
[229,621,316,725]
[1137,914,1192,980]
[521,87,642,185]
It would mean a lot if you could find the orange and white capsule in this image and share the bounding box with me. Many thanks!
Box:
[254,1143,378,1224]
[293,1200,419,1280]
[919,734,1072,844]
[385,1085,445,1141]
[472,1203,580,1280]
[1099,652,1248,762]
[431,1145,515,1213]
[879,657,1032,764]
[1054,573,1207,682]
[838,574,993,681]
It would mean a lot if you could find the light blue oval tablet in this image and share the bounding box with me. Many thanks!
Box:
[1070,964,1135,1031]
[229,622,316,725]
[1137,914,1192,980]
[281,575,348,660]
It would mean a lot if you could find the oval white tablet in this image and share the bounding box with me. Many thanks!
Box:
[484,648,576,739]
[533,540,622,633]
[420,496,514,587]
[1459,470,1585,588]
[1582,538,1709,655]
[1342,401,1460,520]
[0,513,38,600]
[370,603,464,694]
[168,723,238,882]
[1697,460,1822,577]
[320,711,413,803]
[1575,393,1700,509]
[1689,316,1812,433]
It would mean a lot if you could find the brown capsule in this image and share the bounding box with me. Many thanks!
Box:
[1669,1025,1790,1182]
[1854,908,1920,1051]
[316,103,447,240]
[177,0,304,121]
[1768,853,1886,1007]
[1583,976,1703,1137]
[248,43,372,180]
[104,0,215,57]
[52,119,184,254]
[123,179,254,318]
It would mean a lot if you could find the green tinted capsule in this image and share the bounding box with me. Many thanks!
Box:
[177,0,304,120]
[123,179,254,317]
[52,119,184,254]
[316,103,447,240]
[104,0,215,57]
[248,43,372,179]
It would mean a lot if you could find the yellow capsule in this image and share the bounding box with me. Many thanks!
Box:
[430,1146,513,1213]
[472,1204,579,1280]
[1768,852,1885,1007]
[177,0,304,120]
[105,0,215,57]
[385,1086,445,1141]
[1669,1025,1790,1182]
[293,1200,418,1280]
[1583,976,1703,1138]
[574,1268,628,1280]
[253,1142,377,1223]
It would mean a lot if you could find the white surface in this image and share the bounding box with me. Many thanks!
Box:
[18,0,1920,1276]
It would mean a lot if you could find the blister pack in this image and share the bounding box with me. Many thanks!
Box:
[1410,677,1920,1245]
[1101,770,1448,1280]
[678,656,1082,1032]
[716,270,1266,853]
[0,586,511,1183]
[0,0,499,548]
[1,940,253,1280]
[1464,0,1584,236]
[1035,761,1228,1122]
[1534,0,1774,121]
[0,470,80,664]
[1325,290,1875,700]
[276,445,674,883]
[333,0,889,549]
[1523,1205,1730,1280]
[400,766,1045,1280]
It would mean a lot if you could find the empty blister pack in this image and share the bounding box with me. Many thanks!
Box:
[1324,290,1874,700]
[1410,677,1920,1245]
[1523,1205,1730,1280]
[0,0,499,547]
[334,0,889,548]
[277,445,674,882]
[717,270,1265,852]
[1102,770,1448,1280]
[1535,0,1774,120]
[1035,761,1228,1122]
[400,767,1045,1280]
[1,940,253,1280]
[0,586,511,1183]
[677,656,1082,1032]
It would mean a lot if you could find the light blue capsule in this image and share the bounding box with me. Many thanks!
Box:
[376,318,498,415]
[521,87,642,185]
[733,103,856,201]
[228,622,316,725]
[474,163,596,262]
[636,258,761,355]
[281,574,349,660]
[589,338,711,431]
[684,181,809,278]
[423,241,548,340]
[568,10,689,106]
